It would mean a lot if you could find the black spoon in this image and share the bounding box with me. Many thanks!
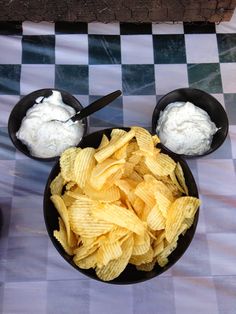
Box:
[51,90,122,124]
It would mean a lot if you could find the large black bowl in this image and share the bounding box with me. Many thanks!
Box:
[44,127,199,284]
[8,88,88,162]
[152,88,229,159]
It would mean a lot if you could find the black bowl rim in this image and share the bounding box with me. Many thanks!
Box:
[44,127,200,285]
[8,88,88,162]
[151,87,229,159]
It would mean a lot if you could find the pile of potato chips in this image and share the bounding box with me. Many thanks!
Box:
[50,127,200,281]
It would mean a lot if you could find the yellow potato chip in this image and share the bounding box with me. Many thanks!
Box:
[50,173,64,196]
[107,226,128,243]
[134,159,151,176]
[94,129,135,163]
[184,216,195,229]
[182,196,201,218]
[65,181,77,191]
[54,217,74,255]
[157,256,168,267]
[115,179,133,196]
[165,196,200,243]
[62,192,76,207]
[92,203,145,235]
[122,161,135,178]
[110,129,127,142]
[102,167,124,191]
[132,231,150,256]
[128,170,143,183]
[97,134,110,150]
[154,230,166,245]
[74,250,97,269]
[96,234,134,281]
[153,240,164,257]
[130,247,154,265]
[126,140,139,157]
[152,134,160,146]
[97,240,122,267]
[84,182,120,202]
[68,197,114,237]
[134,181,156,209]
[140,203,152,222]
[147,204,165,230]
[113,143,128,160]
[136,260,156,272]
[80,236,97,247]
[51,195,76,247]
[170,170,185,194]
[91,158,125,178]
[132,126,154,155]
[175,162,189,195]
[145,153,176,177]
[73,242,99,261]
[144,174,175,207]
[154,191,172,218]
[128,152,142,165]
[60,147,79,182]
[165,180,183,198]
[132,197,145,218]
[158,239,178,260]
[74,148,95,189]
[90,164,124,191]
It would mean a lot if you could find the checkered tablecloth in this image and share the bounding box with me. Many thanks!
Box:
[0,12,236,314]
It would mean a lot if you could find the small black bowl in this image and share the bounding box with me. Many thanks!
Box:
[152,88,229,159]
[8,88,88,162]
[44,127,199,284]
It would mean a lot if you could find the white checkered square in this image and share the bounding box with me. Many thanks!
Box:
[88,22,120,34]
[0,36,22,64]
[152,23,184,34]
[0,95,19,127]
[90,281,133,314]
[3,282,47,314]
[121,35,154,64]
[173,277,219,314]
[185,34,219,63]
[123,95,156,128]
[0,160,15,197]
[197,159,236,195]
[22,21,55,35]
[55,35,88,64]
[20,65,55,95]
[229,125,236,158]
[220,63,236,93]
[155,64,188,94]
[207,233,236,275]
[89,65,122,95]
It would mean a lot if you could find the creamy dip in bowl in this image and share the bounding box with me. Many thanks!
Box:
[156,101,218,156]
[8,89,87,161]
[152,88,228,158]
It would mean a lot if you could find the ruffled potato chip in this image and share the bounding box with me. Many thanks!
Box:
[50,173,65,196]
[74,148,95,189]
[95,234,134,281]
[54,217,74,255]
[60,147,79,182]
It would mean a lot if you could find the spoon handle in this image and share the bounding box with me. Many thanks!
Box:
[70,90,122,123]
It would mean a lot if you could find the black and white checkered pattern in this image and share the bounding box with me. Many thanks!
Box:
[0,13,236,314]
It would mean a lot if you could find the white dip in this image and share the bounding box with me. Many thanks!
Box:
[156,101,218,155]
[16,90,83,158]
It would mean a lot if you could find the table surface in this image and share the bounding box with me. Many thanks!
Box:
[0,13,236,314]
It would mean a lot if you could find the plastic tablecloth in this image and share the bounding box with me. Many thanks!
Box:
[0,13,236,314]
